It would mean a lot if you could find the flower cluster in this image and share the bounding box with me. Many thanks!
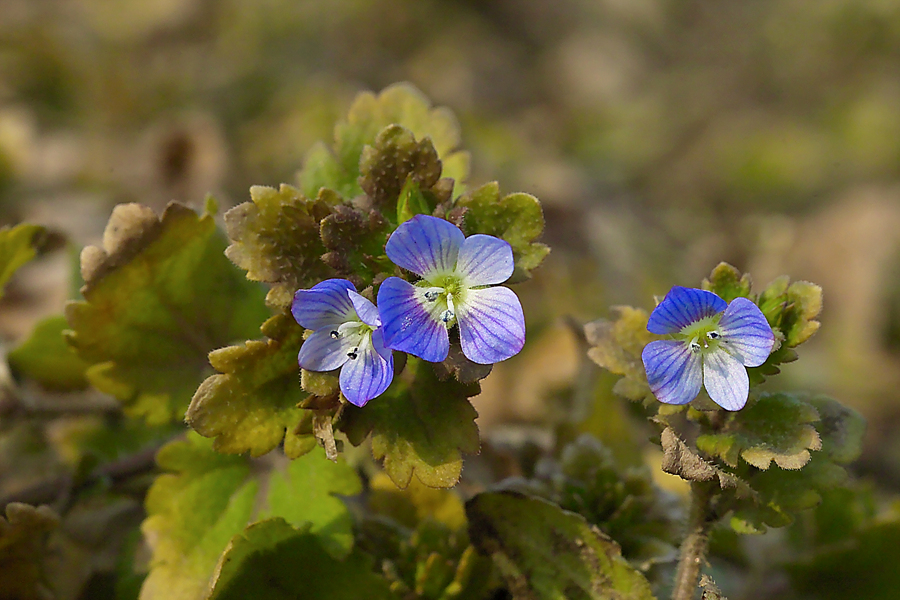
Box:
[291,215,526,406]
[641,286,775,411]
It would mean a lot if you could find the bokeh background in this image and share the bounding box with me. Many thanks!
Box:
[3,0,900,507]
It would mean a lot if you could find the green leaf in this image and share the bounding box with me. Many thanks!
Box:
[223,184,340,310]
[298,83,469,200]
[701,262,752,302]
[696,393,822,470]
[319,205,393,288]
[397,178,433,224]
[8,315,90,391]
[186,313,316,459]
[0,223,46,298]
[65,202,269,425]
[466,492,656,600]
[584,307,658,403]
[339,357,480,489]
[456,182,550,282]
[141,434,361,600]
[0,503,60,600]
[208,519,393,600]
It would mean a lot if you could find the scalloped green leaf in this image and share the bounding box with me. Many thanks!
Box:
[696,393,822,470]
[208,519,393,600]
[701,262,753,302]
[359,125,442,214]
[0,223,46,298]
[65,202,269,425]
[0,503,59,600]
[298,83,469,200]
[456,182,549,282]
[319,205,392,288]
[223,184,340,310]
[466,492,655,600]
[339,357,480,489]
[141,435,361,600]
[8,315,90,391]
[584,307,658,403]
[186,313,316,459]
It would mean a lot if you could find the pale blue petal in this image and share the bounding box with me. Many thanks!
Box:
[339,337,394,407]
[456,286,525,364]
[377,276,449,362]
[371,329,392,363]
[456,234,514,287]
[642,340,702,405]
[297,329,356,372]
[291,279,356,330]
[385,215,464,280]
[703,349,749,411]
[647,287,728,334]
[348,289,380,328]
[717,297,775,367]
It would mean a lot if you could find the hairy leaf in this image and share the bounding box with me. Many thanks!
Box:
[298,83,469,200]
[584,307,658,403]
[0,503,59,600]
[0,223,46,298]
[223,184,340,309]
[701,262,752,303]
[319,204,392,288]
[186,313,316,459]
[339,357,480,489]
[208,519,393,600]
[456,182,549,282]
[359,125,442,213]
[466,492,655,600]
[140,435,361,600]
[8,315,90,391]
[65,202,269,424]
[696,393,822,470]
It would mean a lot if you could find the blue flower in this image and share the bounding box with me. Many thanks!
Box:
[291,279,393,407]
[377,215,525,364]
[641,286,775,411]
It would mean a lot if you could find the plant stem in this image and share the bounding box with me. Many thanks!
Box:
[672,481,715,600]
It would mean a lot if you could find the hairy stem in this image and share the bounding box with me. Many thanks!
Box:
[672,482,715,600]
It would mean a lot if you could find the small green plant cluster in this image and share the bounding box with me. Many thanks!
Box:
[0,85,888,600]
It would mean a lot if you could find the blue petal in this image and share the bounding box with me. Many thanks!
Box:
[348,289,380,328]
[371,329,392,363]
[385,215,464,280]
[457,286,525,364]
[377,277,449,362]
[703,349,749,411]
[717,297,775,367]
[642,340,702,405]
[647,287,728,334]
[291,279,356,330]
[456,234,514,286]
[339,335,394,407]
[297,329,355,372]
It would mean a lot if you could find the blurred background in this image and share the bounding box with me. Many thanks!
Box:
[3,0,900,490]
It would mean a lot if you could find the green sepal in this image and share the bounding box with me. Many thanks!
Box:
[207,519,393,600]
[186,312,316,459]
[223,184,340,310]
[65,202,269,425]
[455,182,549,283]
[298,83,469,200]
[338,357,480,489]
[397,177,434,224]
[7,315,90,391]
[466,492,656,600]
[0,223,46,298]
